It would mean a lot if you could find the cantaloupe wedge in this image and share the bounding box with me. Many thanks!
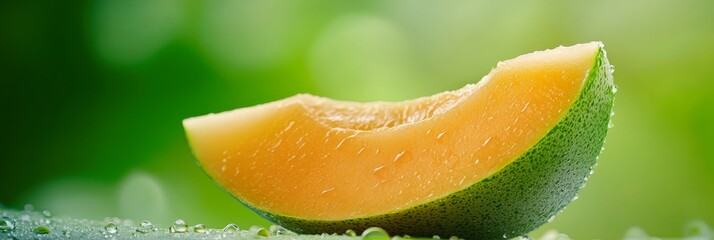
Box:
[183,42,615,239]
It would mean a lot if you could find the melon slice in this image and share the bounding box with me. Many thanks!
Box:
[183,42,615,239]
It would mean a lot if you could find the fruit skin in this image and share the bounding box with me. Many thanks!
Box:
[225,47,613,239]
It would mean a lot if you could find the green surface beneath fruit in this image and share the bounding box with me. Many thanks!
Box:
[1,208,711,240]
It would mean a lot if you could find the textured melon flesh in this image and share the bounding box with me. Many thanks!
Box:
[184,43,599,220]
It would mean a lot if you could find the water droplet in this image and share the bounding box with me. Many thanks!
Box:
[105,222,118,234]
[608,119,615,128]
[683,220,712,238]
[0,217,15,232]
[19,214,30,222]
[449,236,461,240]
[345,229,357,237]
[34,226,51,235]
[41,210,52,218]
[270,225,290,235]
[608,65,615,74]
[547,215,556,223]
[611,85,618,94]
[171,219,188,233]
[190,224,206,233]
[623,227,648,240]
[610,111,615,117]
[436,131,446,140]
[251,226,269,237]
[394,151,406,162]
[432,235,441,239]
[320,187,335,195]
[136,220,154,234]
[520,102,530,112]
[482,137,492,147]
[23,204,34,212]
[362,227,390,240]
[223,223,239,233]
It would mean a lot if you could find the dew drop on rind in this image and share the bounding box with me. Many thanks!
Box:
[193,224,207,233]
[345,229,357,237]
[362,227,390,240]
[0,216,15,232]
[223,223,239,233]
[33,226,51,234]
[105,221,118,234]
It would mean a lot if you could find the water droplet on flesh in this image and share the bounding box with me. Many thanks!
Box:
[41,210,52,218]
[320,187,335,195]
[436,131,446,140]
[191,224,206,233]
[482,137,492,147]
[394,151,406,162]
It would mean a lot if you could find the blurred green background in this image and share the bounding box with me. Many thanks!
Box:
[1,0,712,239]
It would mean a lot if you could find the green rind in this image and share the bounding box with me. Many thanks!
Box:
[240,47,615,240]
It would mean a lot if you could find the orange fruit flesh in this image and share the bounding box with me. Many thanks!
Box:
[184,43,598,220]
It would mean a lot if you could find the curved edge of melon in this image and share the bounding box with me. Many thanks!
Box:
[240,45,614,239]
